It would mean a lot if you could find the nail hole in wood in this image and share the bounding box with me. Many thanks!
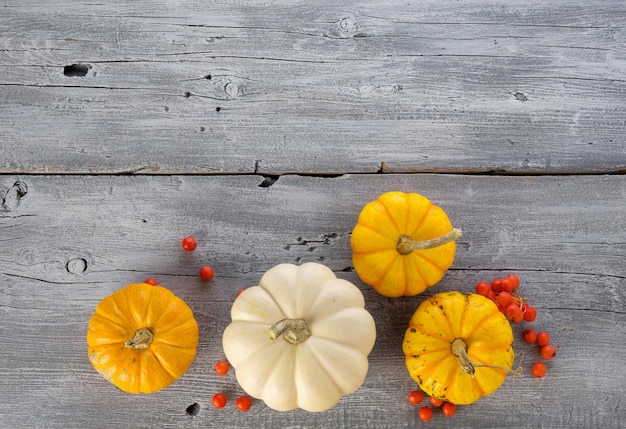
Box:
[63,63,91,77]
[185,402,200,416]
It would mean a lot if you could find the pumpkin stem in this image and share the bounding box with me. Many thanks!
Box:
[268,318,311,345]
[125,327,154,349]
[396,228,463,255]
[451,338,517,377]
[451,338,475,376]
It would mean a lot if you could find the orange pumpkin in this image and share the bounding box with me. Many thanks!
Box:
[87,283,199,394]
[403,292,514,405]
[351,191,461,297]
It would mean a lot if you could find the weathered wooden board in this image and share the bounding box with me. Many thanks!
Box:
[2,0,625,174]
[1,174,624,428]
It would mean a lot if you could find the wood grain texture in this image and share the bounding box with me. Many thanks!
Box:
[2,0,626,174]
[1,174,624,429]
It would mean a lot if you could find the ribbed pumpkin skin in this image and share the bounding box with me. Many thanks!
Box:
[403,292,514,405]
[351,191,456,297]
[222,263,377,412]
[87,283,199,394]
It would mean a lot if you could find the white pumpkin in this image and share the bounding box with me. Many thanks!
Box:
[222,262,377,412]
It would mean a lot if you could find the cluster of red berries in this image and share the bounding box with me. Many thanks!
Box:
[475,274,536,323]
[211,360,253,411]
[407,390,456,421]
[476,274,556,378]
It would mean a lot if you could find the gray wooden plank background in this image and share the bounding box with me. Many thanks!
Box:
[2,0,625,174]
[1,1,626,428]
[1,174,625,429]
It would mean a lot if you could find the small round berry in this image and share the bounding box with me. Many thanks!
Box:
[491,278,503,293]
[496,291,513,310]
[500,277,514,293]
[407,390,424,405]
[181,236,197,251]
[531,361,547,378]
[523,306,537,322]
[214,360,230,375]
[507,274,521,290]
[540,345,557,360]
[475,281,491,297]
[235,396,252,411]
[523,328,538,344]
[442,402,456,417]
[506,303,522,321]
[429,396,444,407]
[536,331,550,347]
[418,406,433,421]
[144,278,158,286]
[212,393,227,408]
[199,265,214,281]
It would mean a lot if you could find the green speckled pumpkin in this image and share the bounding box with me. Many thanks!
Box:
[403,291,514,405]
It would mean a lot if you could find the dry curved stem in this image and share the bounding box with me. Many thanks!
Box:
[451,338,520,377]
[396,228,463,255]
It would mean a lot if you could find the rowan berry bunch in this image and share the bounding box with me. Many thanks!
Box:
[476,274,557,378]
[475,274,536,323]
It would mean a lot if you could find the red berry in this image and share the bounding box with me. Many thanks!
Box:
[235,396,252,411]
[214,360,229,375]
[496,291,513,310]
[487,290,497,302]
[505,303,522,321]
[212,393,227,408]
[144,278,158,286]
[442,402,456,417]
[507,274,520,290]
[500,277,514,293]
[523,306,537,322]
[418,406,433,421]
[199,266,214,281]
[181,236,197,251]
[429,397,444,407]
[531,361,547,378]
[523,328,537,344]
[536,331,550,347]
[476,282,491,297]
[407,390,424,405]
[540,345,557,360]
[491,278,503,293]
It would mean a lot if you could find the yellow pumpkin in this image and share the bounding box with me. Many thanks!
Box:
[403,291,514,405]
[351,191,461,297]
[87,283,199,394]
